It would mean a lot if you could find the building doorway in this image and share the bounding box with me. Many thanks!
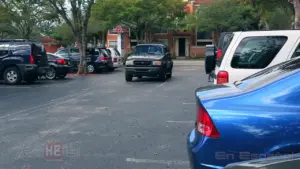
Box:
[178,38,186,57]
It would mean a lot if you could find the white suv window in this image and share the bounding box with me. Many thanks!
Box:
[231,36,287,69]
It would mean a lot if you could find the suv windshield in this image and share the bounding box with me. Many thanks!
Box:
[234,58,300,89]
[133,45,163,55]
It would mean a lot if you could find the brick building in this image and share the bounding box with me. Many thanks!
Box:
[106,0,215,58]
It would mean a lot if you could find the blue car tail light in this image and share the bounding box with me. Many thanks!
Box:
[196,101,220,138]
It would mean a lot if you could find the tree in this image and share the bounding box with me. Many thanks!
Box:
[189,0,258,33]
[47,0,95,74]
[92,0,186,43]
[0,0,58,39]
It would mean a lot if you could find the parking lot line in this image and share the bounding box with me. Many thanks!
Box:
[125,158,189,165]
[167,120,194,124]
[182,102,194,105]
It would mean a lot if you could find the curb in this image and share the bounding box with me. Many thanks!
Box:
[67,73,98,77]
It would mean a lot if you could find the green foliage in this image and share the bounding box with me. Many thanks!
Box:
[0,0,59,39]
[190,0,258,32]
[92,0,186,41]
[51,24,75,45]
[262,7,293,30]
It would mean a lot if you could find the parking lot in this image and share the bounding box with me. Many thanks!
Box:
[0,63,209,169]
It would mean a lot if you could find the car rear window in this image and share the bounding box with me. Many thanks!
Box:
[216,34,234,67]
[31,43,46,56]
[231,36,287,69]
[235,58,300,90]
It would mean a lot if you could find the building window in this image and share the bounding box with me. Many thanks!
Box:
[130,40,138,47]
[196,31,213,46]
[108,29,117,34]
[109,40,117,48]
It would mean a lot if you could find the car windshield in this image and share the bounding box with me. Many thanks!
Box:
[133,45,163,55]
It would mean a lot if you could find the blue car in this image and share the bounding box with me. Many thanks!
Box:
[187,57,300,169]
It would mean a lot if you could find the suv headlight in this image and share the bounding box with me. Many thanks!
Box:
[152,61,162,66]
[126,60,134,65]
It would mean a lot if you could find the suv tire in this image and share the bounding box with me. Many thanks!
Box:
[159,70,167,81]
[3,67,22,85]
[125,73,133,82]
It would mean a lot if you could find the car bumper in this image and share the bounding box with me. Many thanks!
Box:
[113,62,122,68]
[56,65,71,75]
[187,129,225,169]
[18,64,49,78]
[125,66,163,76]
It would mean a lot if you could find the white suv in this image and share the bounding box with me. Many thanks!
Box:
[107,48,122,69]
[207,30,300,84]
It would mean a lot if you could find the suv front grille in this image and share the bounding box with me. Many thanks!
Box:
[133,61,152,66]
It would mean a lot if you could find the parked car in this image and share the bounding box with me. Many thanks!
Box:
[205,30,300,84]
[54,47,80,73]
[187,57,300,169]
[86,47,114,73]
[55,47,114,73]
[125,44,173,82]
[45,53,71,79]
[107,48,122,69]
[0,39,48,84]
[225,153,300,169]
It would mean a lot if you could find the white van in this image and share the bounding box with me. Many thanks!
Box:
[207,30,300,84]
[107,48,122,69]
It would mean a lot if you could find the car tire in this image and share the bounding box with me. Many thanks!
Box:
[108,67,115,72]
[3,66,22,85]
[159,70,167,81]
[45,66,57,80]
[58,73,67,79]
[166,72,172,79]
[87,64,95,73]
[125,73,133,82]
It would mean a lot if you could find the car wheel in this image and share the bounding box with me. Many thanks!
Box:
[58,73,67,79]
[45,66,56,80]
[159,70,167,81]
[108,67,115,72]
[166,72,172,79]
[125,73,133,82]
[3,67,22,85]
[87,64,95,73]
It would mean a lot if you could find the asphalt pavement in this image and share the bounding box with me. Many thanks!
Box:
[0,65,210,169]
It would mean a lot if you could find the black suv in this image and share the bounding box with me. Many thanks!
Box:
[0,39,49,84]
[125,44,173,81]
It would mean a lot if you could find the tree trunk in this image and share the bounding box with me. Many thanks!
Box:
[77,30,87,74]
[293,0,300,29]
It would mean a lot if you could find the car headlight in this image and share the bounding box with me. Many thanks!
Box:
[126,60,134,65]
[152,61,162,66]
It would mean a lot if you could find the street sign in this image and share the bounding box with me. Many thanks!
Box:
[112,25,128,33]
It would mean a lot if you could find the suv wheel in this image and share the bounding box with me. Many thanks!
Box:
[125,73,133,82]
[45,66,56,80]
[3,67,21,85]
[87,64,95,73]
[159,70,167,81]
[166,72,172,78]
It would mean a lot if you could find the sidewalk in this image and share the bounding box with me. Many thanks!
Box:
[173,60,204,66]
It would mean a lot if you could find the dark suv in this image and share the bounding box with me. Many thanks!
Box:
[0,39,49,84]
[55,47,113,73]
[125,44,173,81]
